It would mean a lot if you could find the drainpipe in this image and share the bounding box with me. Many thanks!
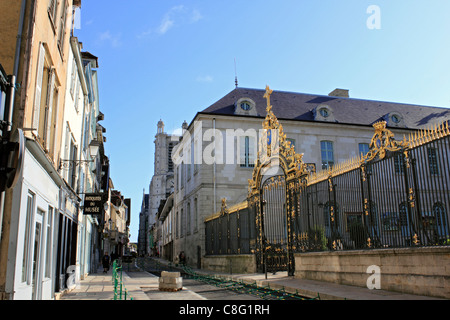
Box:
[0,0,29,300]
[7,0,27,131]
[0,0,27,243]
[213,118,216,213]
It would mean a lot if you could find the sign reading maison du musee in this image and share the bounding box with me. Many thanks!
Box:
[83,193,104,214]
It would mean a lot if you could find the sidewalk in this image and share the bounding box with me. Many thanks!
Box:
[58,264,160,300]
[58,259,443,301]
[199,272,441,300]
[58,268,118,300]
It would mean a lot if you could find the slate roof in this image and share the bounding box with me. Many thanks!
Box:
[200,87,450,130]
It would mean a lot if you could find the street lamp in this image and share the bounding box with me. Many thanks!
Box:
[88,139,101,159]
[59,139,101,169]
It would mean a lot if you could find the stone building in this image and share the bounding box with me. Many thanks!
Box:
[139,120,180,256]
[0,0,81,300]
[0,0,114,300]
[168,86,450,267]
[108,190,130,258]
[138,192,149,256]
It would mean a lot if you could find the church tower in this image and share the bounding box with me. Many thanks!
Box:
[143,119,181,255]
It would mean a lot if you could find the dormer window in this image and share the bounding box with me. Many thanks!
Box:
[314,104,335,122]
[235,98,257,116]
[384,112,404,127]
[319,108,329,118]
[240,102,251,111]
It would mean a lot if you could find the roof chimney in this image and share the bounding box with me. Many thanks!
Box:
[328,88,349,98]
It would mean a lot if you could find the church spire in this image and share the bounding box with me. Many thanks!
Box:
[157,119,164,134]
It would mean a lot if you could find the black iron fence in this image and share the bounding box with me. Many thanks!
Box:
[205,201,256,255]
[295,126,450,252]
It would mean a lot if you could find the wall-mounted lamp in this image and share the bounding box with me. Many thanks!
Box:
[88,139,101,159]
[59,139,101,169]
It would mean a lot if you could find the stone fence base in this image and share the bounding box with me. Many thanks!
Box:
[202,247,449,298]
[294,246,450,299]
[202,254,256,274]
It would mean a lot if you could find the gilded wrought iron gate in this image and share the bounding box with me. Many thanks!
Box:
[247,86,309,276]
[260,175,288,274]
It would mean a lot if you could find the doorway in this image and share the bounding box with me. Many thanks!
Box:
[32,209,44,300]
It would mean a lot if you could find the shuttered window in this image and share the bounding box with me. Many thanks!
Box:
[48,0,59,23]
[32,43,45,131]
[43,68,55,150]
[58,1,68,51]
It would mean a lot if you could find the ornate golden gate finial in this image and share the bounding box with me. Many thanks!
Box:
[263,85,273,112]
[361,120,409,162]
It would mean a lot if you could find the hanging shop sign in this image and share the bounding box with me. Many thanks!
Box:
[83,193,104,214]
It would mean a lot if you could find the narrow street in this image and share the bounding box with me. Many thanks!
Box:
[131,273,264,300]
[131,257,308,301]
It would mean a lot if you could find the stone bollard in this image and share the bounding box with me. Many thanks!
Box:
[158,271,183,292]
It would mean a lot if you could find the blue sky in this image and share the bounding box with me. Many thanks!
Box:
[75,0,450,242]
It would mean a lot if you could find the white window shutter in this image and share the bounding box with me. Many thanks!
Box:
[33,43,45,131]
[64,124,70,160]
[239,136,246,165]
[248,136,256,166]
[70,59,76,96]
[194,138,199,165]
[51,90,59,156]
[45,69,55,148]
[191,139,194,164]
[74,76,80,111]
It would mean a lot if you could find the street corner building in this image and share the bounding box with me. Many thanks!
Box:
[0,0,130,300]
